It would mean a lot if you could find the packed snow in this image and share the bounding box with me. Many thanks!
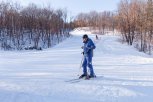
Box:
[0,28,153,102]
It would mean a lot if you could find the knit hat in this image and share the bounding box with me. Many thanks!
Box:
[82,34,88,39]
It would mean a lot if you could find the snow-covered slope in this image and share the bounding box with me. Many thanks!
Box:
[0,28,153,102]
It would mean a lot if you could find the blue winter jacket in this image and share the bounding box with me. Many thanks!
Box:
[83,38,96,57]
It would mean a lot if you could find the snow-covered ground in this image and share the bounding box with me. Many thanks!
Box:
[1,28,153,102]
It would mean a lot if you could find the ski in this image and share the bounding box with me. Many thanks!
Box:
[65,78,80,82]
[69,80,81,83]
[65,76,91,83]
[65,78,81,83]
[65,75,102,83]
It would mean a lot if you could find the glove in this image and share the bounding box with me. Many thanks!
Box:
[81,52,84,55]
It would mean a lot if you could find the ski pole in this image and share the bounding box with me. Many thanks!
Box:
[78,54,84,76]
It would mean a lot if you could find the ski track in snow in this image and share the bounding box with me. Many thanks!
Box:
[0,28,153,102]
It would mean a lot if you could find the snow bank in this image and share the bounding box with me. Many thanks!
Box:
[70,27,92,36]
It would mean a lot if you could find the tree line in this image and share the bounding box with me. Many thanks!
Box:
[0,2,72,50]
[74,0,153,54]
[74,11,115,34]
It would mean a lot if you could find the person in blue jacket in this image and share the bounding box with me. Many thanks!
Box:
[79,34,96,79]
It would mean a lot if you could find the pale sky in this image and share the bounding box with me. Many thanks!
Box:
[1,0,120,17]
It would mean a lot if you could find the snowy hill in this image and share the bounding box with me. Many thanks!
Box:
[0,28,153,102]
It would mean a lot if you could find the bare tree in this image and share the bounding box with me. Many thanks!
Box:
[0,1,71,50]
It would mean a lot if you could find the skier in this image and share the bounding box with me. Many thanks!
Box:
[79,34,96,79]
[96,35,99,40]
